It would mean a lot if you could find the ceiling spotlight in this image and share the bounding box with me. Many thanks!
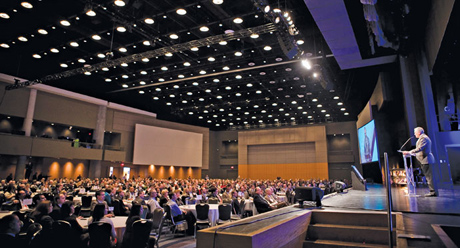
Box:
[50,48,59,53]
[338,102,343,105]
[118,47,127,52]
[213,0,223,4]
[139,81,146,85]
[344,112,349,115]
[170,33,179,39]
[84,71,91,76]
[60,63,68,68]
[208,57,215,62]
[139,90,145,94]
[144,18,154,24]
[199,26,209,32]
[114,0,126,7]
[263,46,272,51]
[312,98,318,102]
[143,40,150,46]
[233,17,243,24]
[1,43,10,48]
[86,8,96,16]
[191,47,199,51]
[235,75,242,79]
[140,71,147,75]
[219,40,227,45]
[0,13,10,19]
[105,78,112,82]
[21,2,33,9]
[121,74,128,78]
[91,34,101,40]
[178,75,185,78]
[213,78,220,83]
[296,39,305,45]
[264,5,270,13]
[102,67,109,71]
[193,82,199,86]
[250,33,259,39]
[116,26,126,32]
[273,8,281,13]
[32,54,41,59]
[246,83,253,87]
[153,97,159,100]
[121,63,128,67]
[317,104,322,108]
[122,84,128,88]
[313,73,318,78]
[333,96,339,99]
[142,58,149,62]
[37,29,48,35]
[199,70,206,75]
[70,41,79,47]
[176,8,187,15]
[321,110,326,113]
[18,36,28,42]
[161,66,168,71]
[183,62,191,66]
[165,52,173,57]
[60,20,71,26]
[235,93,241,96]
[234,51,243,56]
[301,59,312,69]
[222,66,230,70]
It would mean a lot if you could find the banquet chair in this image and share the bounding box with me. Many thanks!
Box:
[88,222,112,248]
[131,219,154,248]
[52,220,79,248]
[79,195,92,217]
[194,203,211,238]
[217,204,232,225]
[17,222,41,248]
[140,205,149,219]
[163,205,187,236]
[149,208,166,248]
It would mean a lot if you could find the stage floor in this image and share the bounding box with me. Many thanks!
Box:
[322,184,460,214]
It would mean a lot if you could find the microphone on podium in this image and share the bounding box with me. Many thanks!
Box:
[397,136,413,153]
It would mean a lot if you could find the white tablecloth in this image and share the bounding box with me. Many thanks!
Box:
[77,216,128,242]
[180,204,220,226]
[73,196,95,205]
[0,211,13,219]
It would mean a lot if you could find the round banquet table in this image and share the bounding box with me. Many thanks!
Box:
[77,216,128,244]
[180,204,220,226]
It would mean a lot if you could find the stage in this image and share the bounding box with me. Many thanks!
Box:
[321,184,460,214]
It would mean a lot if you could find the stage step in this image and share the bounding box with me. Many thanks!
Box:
[303,239,390,248]
[304,210,399,248]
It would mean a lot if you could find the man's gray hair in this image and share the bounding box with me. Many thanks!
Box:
[414,127,424,134]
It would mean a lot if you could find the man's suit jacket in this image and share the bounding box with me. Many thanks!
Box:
[411,133,435,164]
[253,194,272,213]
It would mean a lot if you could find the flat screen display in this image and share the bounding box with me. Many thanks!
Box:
[357,120,379,164]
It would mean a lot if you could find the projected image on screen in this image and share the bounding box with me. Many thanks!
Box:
[358,120,378,163]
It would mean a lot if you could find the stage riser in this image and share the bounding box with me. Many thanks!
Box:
[311,211,397,228]
[306,224,395,245]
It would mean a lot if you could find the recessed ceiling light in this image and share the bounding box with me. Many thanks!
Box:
[199,70,206,75]
[155,88,161,91]
[317,104,322,108]
[296,40,305,45]
[313,73,318,78]
[153,96,159,100]
[264,5,271,13]
[334,96,340,99]
[38,29,48,35]
[213,0,223,4]
[161,66,168,71]
[263,46,272,51]
[246,83,253,87]
[170,34,179,39]
[250,33,259,39]
[86,9,96,17]
[60,63,68,68]
[193,82,199,86]
[199,26,209,32]
[102,67,109,71]
[0,13,10,19]
[140,71,147,75]
[219,40,227,45]
[208,57,215,62]
[116,26,126,32]
[178,75,185,78]
[235,75,242,79]
[122,84,128,88]
[105,78,112,82]
[143,40,150,46]
[121,63,128,67]
[191,47,199,51]
[183,62,191,66]
[222,66,230,70]
[18,36,28,42]
[114,0,126,7]
[272,103,278,106]
[21,2,33,9]
[70,41,79,47]
[216,95,223,99]
[144,18,154,24]
[235,93,241,96]
[139,81,146,85]
[312,98,318,102]
[118,47,127,52]
[169,94,175,98]
[302,59,312,70]
[236,107,241,110]
[273,8,281,13]
[338,102,343,105]
[234,51,242,56]
[256,90,262,94]
[50,48,59,53]
[321,110,326,113]
[158,78,165,82]
[199,98,204,101]
[176,8,187,15]
[341,108,346,111]
[166,102,172,106]
[121,74,128,78]
[32,54,41,59]
[225,86,231,90]
[254,105,259,108]
[344,112,349,115]
[213,79,220,83]
[0,43,10,48]
[84,71,91,75]
[60,20,71,26]
[187,92,193,95]
[298,106,303,110]
[92,34,101,40]
[233,17,243,24]
[165,52,173,57]
[205,89,211,93]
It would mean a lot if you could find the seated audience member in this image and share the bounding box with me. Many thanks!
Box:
[146,189,162,213]
[167,192,196,235]
[91,190,111,216]
[122,204,142,248]
[222,185,232,200]
[159,189,169,207]
[174,189,184,206]
[60,201,88,247]
[132,190,146,205]
[30,200,54,233]
[88,203,117,245]
[12,189,29,210]
[50,193,66,220]
[32,193,46,209]
[208,187,223,204]
[253,187,275,213]
[104,188,116,206]
[126,187,136,200]
[264,188,287,208]
[197,188,208,204]
[0,214,22,247]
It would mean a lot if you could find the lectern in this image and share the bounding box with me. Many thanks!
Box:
[402,153,416,196]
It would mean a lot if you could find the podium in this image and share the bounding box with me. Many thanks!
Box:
[402,153,416,196]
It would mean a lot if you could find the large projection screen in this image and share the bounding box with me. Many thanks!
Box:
[133,124,203,167]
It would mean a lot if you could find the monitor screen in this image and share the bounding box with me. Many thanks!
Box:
[358,120,379,164]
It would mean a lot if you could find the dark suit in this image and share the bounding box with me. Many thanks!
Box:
[0,233,18,247]
[253,194,272,213]
[411,133,436,193]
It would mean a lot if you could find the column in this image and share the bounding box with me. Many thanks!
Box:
[89,105,107,178]
[15,89,37,180]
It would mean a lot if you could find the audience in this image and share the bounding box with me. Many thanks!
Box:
[88,203,117,245]
[0,214,21,247]
[122,204,142,248]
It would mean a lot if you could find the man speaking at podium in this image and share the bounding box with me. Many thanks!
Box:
[403,127,437,197]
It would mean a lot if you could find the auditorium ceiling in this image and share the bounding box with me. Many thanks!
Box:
[0,0,429,130]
